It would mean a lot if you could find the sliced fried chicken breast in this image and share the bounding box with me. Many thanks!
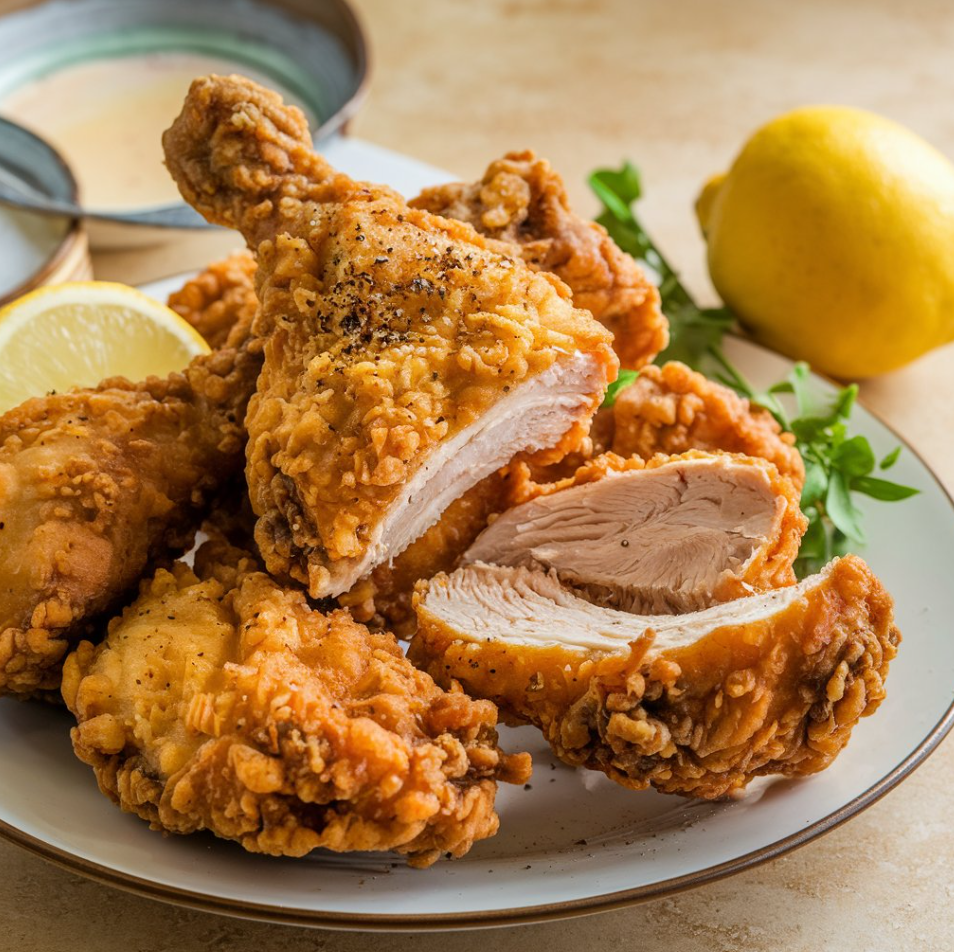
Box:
[163,76,617,598]
[62,538,530,868]
[465,452,806,613]
[411,556,899,798]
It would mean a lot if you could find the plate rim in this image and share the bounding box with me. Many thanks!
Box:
[2,364,953,931]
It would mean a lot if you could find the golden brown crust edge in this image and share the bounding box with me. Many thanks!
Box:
[410,555,899,799]
[62,560,530,867]
[608,361,805,489]
[166,250,259,350]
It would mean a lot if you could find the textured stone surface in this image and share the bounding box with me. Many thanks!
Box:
[4,0,954,948]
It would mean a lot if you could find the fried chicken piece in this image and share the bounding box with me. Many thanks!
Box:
[605,361,805,488]
[412,555,898,799]
[467,451,806,614]
[61,542,530,868]
[0,341,261,699]
[410,150,668,369]
[163,76,617,599]
[167,251,259,349]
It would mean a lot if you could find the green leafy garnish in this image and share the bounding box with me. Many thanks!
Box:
[601,369,639,408]
[590,161,919,575]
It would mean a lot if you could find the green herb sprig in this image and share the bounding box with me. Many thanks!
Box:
[589,161,918,575]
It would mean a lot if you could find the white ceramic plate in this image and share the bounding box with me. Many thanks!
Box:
[1,139,953,932]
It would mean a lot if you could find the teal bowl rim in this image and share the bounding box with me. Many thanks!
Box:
[0,0,370,217]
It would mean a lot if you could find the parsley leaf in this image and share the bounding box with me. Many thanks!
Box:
[602,369,639,408]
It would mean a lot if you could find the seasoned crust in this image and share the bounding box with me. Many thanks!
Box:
[410,150,668,370]
[606,361,805,488]
[246,220,614,594]
[62,552,530,867]
[411,555,899,799]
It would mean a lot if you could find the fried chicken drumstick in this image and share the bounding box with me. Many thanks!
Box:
[62,535,530,867]
[0,340,260,699]
[163,75,617,599]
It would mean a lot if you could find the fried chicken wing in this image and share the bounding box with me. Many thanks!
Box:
[605,361,804,488]
[0,342,261,699]
[167,251,258,349]
[163,76,617,599]
[412,555,898,799]
[410,151,668,369]
[61,540,530,867]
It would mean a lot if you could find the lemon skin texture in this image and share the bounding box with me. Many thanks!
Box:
[698,106,954,379]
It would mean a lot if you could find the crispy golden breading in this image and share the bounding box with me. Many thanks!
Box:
[410,151,668,369]
[412,555,899,799]
[62,544,530,868]
[167,251,259,349]
[606,361,805,488]
[502,450,807,606]
[163,76,617,599]
[0,342,261,699]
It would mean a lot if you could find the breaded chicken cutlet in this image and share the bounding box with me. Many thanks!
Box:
[413,555,898,799]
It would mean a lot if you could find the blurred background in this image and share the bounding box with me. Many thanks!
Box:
[351,0,954,304]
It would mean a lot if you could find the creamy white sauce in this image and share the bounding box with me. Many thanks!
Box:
[1,53,301,211]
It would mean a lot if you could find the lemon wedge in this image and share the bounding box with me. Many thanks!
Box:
[0,281,210,412]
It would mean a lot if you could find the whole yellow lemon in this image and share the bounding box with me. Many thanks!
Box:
[697,106,954,378]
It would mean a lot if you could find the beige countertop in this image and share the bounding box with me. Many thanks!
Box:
[3,0,954,949]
